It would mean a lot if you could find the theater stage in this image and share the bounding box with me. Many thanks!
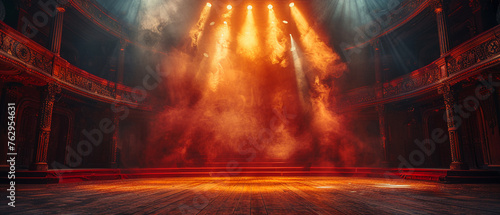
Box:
[4,176,500,214]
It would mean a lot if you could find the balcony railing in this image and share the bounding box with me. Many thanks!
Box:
[0,22,147,108]
[337,24,500,112]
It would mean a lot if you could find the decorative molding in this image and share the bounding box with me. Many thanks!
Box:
[383,63,441,98]
[338,25,500,112]
[0,29,53,74]
[0,21,148,109]
[337,86,377,110]
[447,37,500,75]
[53,59,116,98]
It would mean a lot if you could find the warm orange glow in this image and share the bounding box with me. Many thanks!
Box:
[290,6,346,78]
[267,8,287,67]
[147,1,358,167]
[237,9,259,60]
[289,8,349,166]
[227,4,232,10]
[210,10,233,91]
[189,5,211,48]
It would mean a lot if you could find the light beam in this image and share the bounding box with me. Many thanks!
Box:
[189,3,212,48]
[290,34,307,107]
[237,7,259,60]
[267,8,287,67]
[210,10,233,91]
[290,6,346,78]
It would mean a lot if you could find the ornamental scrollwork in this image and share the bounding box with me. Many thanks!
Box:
[0,30,53,74]
[383,64,441,97]
[54,64,116,98]
[447,37,500,75]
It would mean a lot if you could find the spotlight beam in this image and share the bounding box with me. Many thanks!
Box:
[189,3,212,48]
[210,10,233,91]
[267,8,287,66]
[237,7,259,59]
[290,6,346,77]
[290,34,308,108]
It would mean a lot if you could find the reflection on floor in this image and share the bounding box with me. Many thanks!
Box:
[3,177,500,214]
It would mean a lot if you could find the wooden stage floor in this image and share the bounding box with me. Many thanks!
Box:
[2,176,500,214]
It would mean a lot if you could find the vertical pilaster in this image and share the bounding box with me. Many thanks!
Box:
[109,110,120,168]
[376,104,389,166]
[31,83,61,171]
[110,40,127,168]
[435,0,467,170]
[373,40,382,85]
[434,0,450,56]
[50,6,65,55]
[440,83,468,170]
[117,40,128,84]
[373,39,389,166]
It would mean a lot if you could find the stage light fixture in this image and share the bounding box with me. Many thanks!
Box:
[247,5,252,10]
[227,5,232,10]
[289,2,295,7]
[268,4,273,9]
[206,2,211,7]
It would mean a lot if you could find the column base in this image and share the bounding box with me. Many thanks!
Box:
[108,162,118,168]
[380,161,390,168]
[450,162,468,170]
[30,162,48,171]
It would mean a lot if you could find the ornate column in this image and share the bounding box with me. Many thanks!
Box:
[373,40,383,85]
[439,83,468,170]
[372,39,389,166]
[434,0,450,56]
[117,40,128,84]
[467,0,480,37]
[109,41,127,168]
[31,83,61,171]
[435,0,467,170]
[109,109,120,168]
[376,104,389,166]
[50,6,66,55]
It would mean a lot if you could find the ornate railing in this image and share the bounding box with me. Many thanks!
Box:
[383,62,441,98]
[337,86,377,110]
[0,26,53,75]
[0,22,146,108]
[53,58,117,98]
[446,31,500,75]
[338,24,500,111]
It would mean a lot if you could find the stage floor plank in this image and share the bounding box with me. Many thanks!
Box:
[2,177,500,214]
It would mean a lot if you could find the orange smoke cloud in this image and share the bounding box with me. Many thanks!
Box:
[291,6,346,79]
[137,4,380,169]
[237,9,260,60]
[267,9,288,67]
